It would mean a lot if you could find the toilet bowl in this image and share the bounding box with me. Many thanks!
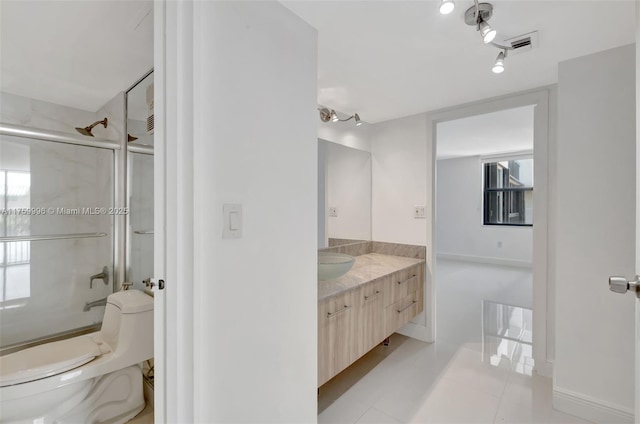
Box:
[0,289,153,423]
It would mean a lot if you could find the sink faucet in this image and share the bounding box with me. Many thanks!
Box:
[83,297,108,312]
[90,266,109,289]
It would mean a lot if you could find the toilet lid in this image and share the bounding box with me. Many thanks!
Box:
[0,336,105,387]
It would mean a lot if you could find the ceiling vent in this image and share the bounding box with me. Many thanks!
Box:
[503,31,539,56]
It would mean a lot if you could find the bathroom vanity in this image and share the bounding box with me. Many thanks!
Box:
[317,241,426,386]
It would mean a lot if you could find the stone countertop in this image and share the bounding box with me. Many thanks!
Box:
[318,253,425,302]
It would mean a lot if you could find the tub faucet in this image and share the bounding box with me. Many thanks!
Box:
[90,266,109,289]
[83,297,108,312]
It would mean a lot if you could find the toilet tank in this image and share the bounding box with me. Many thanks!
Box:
[100,290,153,361]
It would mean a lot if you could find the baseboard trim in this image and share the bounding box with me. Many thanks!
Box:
[552,386,634,424]
[436,252,532,268]
[533,359,553,378]
[396,322,431,342]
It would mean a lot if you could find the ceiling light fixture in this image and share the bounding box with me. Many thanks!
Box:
[318,107,364,127]
[442,0,519,74]
[479,20,496,43]
[439,0,455,15]
[492,51,505,73]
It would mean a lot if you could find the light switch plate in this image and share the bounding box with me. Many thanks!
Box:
[223,204,242,239]
[414,205,426,219]
[328,206,338,217]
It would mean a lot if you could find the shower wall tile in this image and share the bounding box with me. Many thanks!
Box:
[1,91,97,137]
[94,92,125,142]
[0,92,31,126]
[0,91,125,143]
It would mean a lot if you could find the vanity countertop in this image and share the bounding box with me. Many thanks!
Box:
[318,253,425,302]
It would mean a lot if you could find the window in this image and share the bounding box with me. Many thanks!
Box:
[483,158,533,226]
[0,170,31,303]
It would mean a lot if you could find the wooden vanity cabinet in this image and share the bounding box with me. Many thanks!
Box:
[318,263,425,387]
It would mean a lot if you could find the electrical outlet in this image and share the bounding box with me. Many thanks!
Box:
[414,205,426,219]
[328,206,338,217]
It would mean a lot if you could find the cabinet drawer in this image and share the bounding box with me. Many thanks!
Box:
[386,265,422,306]
[359,280,384,307]
[384,289,424,336]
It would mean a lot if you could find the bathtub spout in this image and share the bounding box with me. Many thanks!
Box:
[83,297,108,312]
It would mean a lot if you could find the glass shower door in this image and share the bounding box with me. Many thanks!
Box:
[0,134,115,348]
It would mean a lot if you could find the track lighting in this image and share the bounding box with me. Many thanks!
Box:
[439,0,455,15]
[442,1,519,75]
[318,107,364,127]
[492,51,505,73]
[479,20,496,44]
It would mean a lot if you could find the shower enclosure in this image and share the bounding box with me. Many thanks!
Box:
[0,127,117,348]
[0,70,154,352]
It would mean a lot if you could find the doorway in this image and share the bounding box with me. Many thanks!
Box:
[435,105,535,369]
[427,89,552,376]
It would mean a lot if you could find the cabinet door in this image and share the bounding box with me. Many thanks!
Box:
[355,280,385,358]
[318,290,356,386]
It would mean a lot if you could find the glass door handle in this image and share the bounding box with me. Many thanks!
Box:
[609,275,640,297]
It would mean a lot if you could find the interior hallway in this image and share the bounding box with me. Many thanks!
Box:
[318,259,590,424]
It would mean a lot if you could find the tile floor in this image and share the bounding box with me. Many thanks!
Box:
[317,259,593,424]
[129,401,154,424]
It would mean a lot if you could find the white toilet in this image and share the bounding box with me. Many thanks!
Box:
[0,289,153,423]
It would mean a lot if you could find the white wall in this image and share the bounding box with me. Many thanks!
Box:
[371,113,431,340]
[318,140,327,248]
[371,113,429,245]
[160,2,318,422]
[436,155,533,266]
[554,44,636,422]
[324,140,372,242]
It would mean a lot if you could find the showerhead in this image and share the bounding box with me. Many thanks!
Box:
[75,118,108,137]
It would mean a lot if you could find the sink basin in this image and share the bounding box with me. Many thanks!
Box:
[318,251,355,281]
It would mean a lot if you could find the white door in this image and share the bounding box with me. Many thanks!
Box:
[611,4,639,419]
[636,2,639,421]
[610,108,640,421]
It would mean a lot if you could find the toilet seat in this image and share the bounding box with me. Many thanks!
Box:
[0,336,108,387]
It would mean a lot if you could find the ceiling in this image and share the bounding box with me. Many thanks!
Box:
[0,0,153,112]
[0,1,634,122]
[282,0,636,123]
[436,105,534,159]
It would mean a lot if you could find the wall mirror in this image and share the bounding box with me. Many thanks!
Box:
[126,71,154,291]
[318,139,371,248]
